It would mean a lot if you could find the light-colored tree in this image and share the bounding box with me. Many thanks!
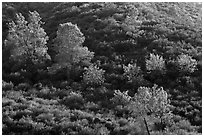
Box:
[49,22,94,73]
[130,84,172,134]
[6,11,50,64]
[111,84,171,134]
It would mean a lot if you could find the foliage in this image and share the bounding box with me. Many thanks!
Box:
[60,91,84,109]
[83,64,105,86]
[111,90,131,106]
[131,85,171,119]
[176,54,197,73]
[2,80,14,91]
[146,53,165,72]
[49,22,94,74]
[2,2,202,135]
[3,11,51,84]
[6,11,50,64]
[15,83,31,91]
[123,63,143,82]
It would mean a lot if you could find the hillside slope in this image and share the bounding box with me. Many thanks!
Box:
[2,2,202,135]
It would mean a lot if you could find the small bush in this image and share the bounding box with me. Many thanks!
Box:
[83,64,105,86]
[61,91,84,109]
[146,53,165,72]
[15,83,30,91]
[123,63,142,82]
[111,90,131,106]
[35,86,54,99]
[176,54,197,73]
[85,102,100,112]
[2,80,14,91]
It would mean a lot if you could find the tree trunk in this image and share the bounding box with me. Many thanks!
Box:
[143,117,150,135]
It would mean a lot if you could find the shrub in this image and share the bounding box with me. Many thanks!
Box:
[59,81,70,89]
[85,102,100,112]
[164,118,199,135]
[36,86,53,99]
[176,54,197,73]
[95,124,110,135]
[83,64,105,86]
[61,91,84,109]
[2,80,14,91]
[15,83,30,91]
[146,53,165,72]
[111,90,131,106]
[123,63,143,82]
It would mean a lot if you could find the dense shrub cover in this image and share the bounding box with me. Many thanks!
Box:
[2,2,202,135]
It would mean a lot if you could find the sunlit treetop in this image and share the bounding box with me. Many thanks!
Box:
[49,22,94,74]
[132,84,171,117]
[56,22,85,50]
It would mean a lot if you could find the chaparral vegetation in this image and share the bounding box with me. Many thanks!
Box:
[2,2,202,135]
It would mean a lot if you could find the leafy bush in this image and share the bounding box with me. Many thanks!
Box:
[176,54,197,73]
[111,90,131,106]
[83,64,105,86]
[2,80,14,91]
[36,86,55,99]
[123,63,143,82]
[60,91,84,109]
[15,83,30,91]
[85,102,100,112]
[146,53,165,72]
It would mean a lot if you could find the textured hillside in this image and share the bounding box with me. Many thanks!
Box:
[2,2,202,135]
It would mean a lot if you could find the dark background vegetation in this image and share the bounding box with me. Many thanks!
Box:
[2,2,202,135]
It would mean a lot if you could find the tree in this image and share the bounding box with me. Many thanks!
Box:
[130,84,172,134]
[6,11,50,64]
[4,11,50,83]
[49,22,94,77]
